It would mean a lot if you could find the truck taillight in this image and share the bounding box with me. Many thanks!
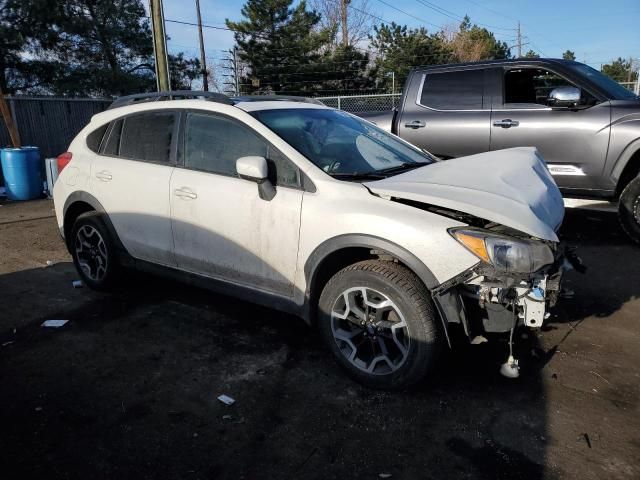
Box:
[57,152,72,172]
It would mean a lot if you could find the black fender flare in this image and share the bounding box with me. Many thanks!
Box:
[62,191,131,263]
[304,233,440,295]
[303,234,458,346]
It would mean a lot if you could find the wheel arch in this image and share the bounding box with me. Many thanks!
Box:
[62,191,130,261]
[303,234,440,325]
[613,141,640,196]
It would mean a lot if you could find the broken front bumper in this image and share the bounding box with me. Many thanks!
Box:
[432,244,582,341]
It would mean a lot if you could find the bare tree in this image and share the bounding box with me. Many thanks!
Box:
[311,0,373,47]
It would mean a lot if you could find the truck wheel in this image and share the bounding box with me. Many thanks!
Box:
[619,175,640,245]
[70,212,120,291]
[318,260,442,390]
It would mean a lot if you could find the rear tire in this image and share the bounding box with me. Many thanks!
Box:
[318,260,442,390]
[70,212,120,291]
[619,175,640,245]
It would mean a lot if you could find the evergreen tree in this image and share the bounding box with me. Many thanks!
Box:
[2,0,201,95]
[562,50,576,61]
[523,50,540,58]
[316,45,372,94]
[602,57,638,82]
[226,0,331,95]
[369,22,449,92]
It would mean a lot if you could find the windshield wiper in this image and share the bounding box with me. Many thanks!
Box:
[328,171,387,180]
[377,161,431,175]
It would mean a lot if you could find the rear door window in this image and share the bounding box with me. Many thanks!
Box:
[420,69,484,110]
[117,112,176,163]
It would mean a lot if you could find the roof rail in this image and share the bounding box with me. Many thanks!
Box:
[230,95,324,106]
[108,91,233,110]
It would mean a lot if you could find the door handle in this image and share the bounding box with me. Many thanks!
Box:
[404,120,426,129]
[174,188,197,200]
[493,119,520,128]
[95,170,112,181]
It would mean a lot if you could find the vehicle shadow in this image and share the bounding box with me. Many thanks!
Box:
[0,207,635,479]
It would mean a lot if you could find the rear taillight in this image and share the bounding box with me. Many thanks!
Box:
[57,152,72,172]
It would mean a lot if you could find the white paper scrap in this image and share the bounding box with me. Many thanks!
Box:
[217,394,235,406]
[42,320,69,328]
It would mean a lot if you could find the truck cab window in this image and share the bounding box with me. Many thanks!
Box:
[420,70,484,110]
[504,68,594,106]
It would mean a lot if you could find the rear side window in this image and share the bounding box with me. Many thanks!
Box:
[184,113,299,187]
[420,70,484,110]
[102,119,123,156]
[118,112,176,163]
[86,124,108,153]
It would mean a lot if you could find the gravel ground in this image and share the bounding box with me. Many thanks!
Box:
[0,199,638,480]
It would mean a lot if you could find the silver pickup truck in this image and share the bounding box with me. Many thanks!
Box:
[361,59,640,243]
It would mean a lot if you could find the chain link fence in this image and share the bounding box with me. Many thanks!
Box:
[316,93,401,113]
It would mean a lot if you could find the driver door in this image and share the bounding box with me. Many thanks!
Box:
[489,66,610,191]
[170,111,304,297]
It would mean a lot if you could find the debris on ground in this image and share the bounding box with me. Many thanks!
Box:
[217,394,235,406]
[45,260,53,267]
[379,474,393,478]
[222,414,233,420]
[41,320,69,328]
[34,407,43,412]
[1,341,14,347]
[72,280,83,288]
[581,433,592,448]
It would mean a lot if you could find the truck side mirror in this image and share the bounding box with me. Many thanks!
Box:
[547,86,581,108]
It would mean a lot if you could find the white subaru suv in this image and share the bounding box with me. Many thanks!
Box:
[53,91,574,389]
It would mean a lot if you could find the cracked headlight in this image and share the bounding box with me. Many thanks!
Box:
[450,228,555,273]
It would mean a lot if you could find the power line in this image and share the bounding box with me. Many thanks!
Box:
[414,0,515,31]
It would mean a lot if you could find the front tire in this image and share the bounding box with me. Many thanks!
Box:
[619,175,640,245]
[318,260,442,390]
[70,212,120,291]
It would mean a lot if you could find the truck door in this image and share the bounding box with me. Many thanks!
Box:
[489,66,610,192]
[397,68,491,158]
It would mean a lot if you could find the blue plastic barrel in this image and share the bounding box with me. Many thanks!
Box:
[0,146,43,201]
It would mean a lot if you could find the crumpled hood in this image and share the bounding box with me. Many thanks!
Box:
[365,147,564,241]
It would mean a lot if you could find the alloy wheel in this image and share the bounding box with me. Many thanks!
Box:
[74,225,108,282]
[330,286,410,375]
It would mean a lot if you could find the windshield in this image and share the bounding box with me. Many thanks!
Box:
[251,108,435,179]
[567,63,637,100]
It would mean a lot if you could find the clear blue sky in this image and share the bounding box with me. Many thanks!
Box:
[158,0,639,70]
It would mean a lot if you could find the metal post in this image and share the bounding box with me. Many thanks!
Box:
[233,47,239,95]
[150,0,171,91]
[195,0,208,91]
[517,22,522,58]
[337,96,341,110]
[0,87,21,147]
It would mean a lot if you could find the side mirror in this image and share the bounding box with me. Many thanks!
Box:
[547,86,581,108]
[236,156,276,201]
[236,156,268,182]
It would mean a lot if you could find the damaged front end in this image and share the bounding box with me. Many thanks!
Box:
[431,223,583,378]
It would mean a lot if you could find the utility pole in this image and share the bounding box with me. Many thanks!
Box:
[150,0,171,91]
[516,21,522,58]
[628,56,634,83]
[340,0,349,47]
[195,0,209,91]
